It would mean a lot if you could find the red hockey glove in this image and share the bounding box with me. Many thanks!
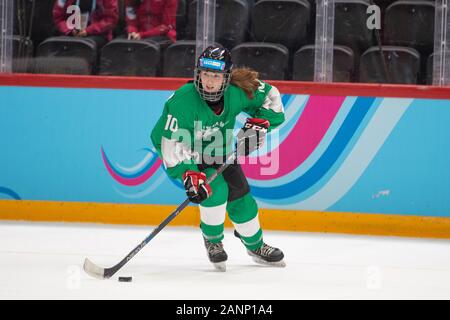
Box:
[236,118,270,156]
[182,171,212,204]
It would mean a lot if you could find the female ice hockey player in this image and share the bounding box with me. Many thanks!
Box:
[151,45,286,271]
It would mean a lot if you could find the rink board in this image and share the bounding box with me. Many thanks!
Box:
[1,74,450,237]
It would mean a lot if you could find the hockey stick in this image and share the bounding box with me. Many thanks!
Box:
[83,150,237,279]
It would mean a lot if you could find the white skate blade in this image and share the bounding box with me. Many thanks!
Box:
[251,256,286,268]
[213,262,226,272]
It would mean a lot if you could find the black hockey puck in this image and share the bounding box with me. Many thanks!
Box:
[118,276,132,282]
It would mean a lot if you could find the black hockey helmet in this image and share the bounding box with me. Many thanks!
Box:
[194,45,233,102]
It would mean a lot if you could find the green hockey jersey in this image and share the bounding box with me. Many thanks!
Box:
[150,81,285,180]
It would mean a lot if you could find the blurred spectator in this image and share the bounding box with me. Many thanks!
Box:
[125,0,178,44]
[53,0,119,44]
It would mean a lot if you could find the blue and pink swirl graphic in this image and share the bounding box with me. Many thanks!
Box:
[101,147,162,187]
[102,94,412,209]
[0,187,21,200]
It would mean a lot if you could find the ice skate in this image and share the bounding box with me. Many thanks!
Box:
[203,237,228,272]
[234,230,286,267]
[247,243,286,267]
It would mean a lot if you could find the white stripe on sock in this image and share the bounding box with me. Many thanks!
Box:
[199,203,227,226]
[232,214,261,237]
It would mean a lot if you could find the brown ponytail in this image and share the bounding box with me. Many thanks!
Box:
[230,67,260,99]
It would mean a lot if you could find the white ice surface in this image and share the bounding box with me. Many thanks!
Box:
[1,221,450,300]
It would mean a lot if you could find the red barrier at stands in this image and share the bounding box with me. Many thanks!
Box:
[1,73,450,99]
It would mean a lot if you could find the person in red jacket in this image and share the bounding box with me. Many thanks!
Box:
[53,0,119,43]
[125,0,178,44]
